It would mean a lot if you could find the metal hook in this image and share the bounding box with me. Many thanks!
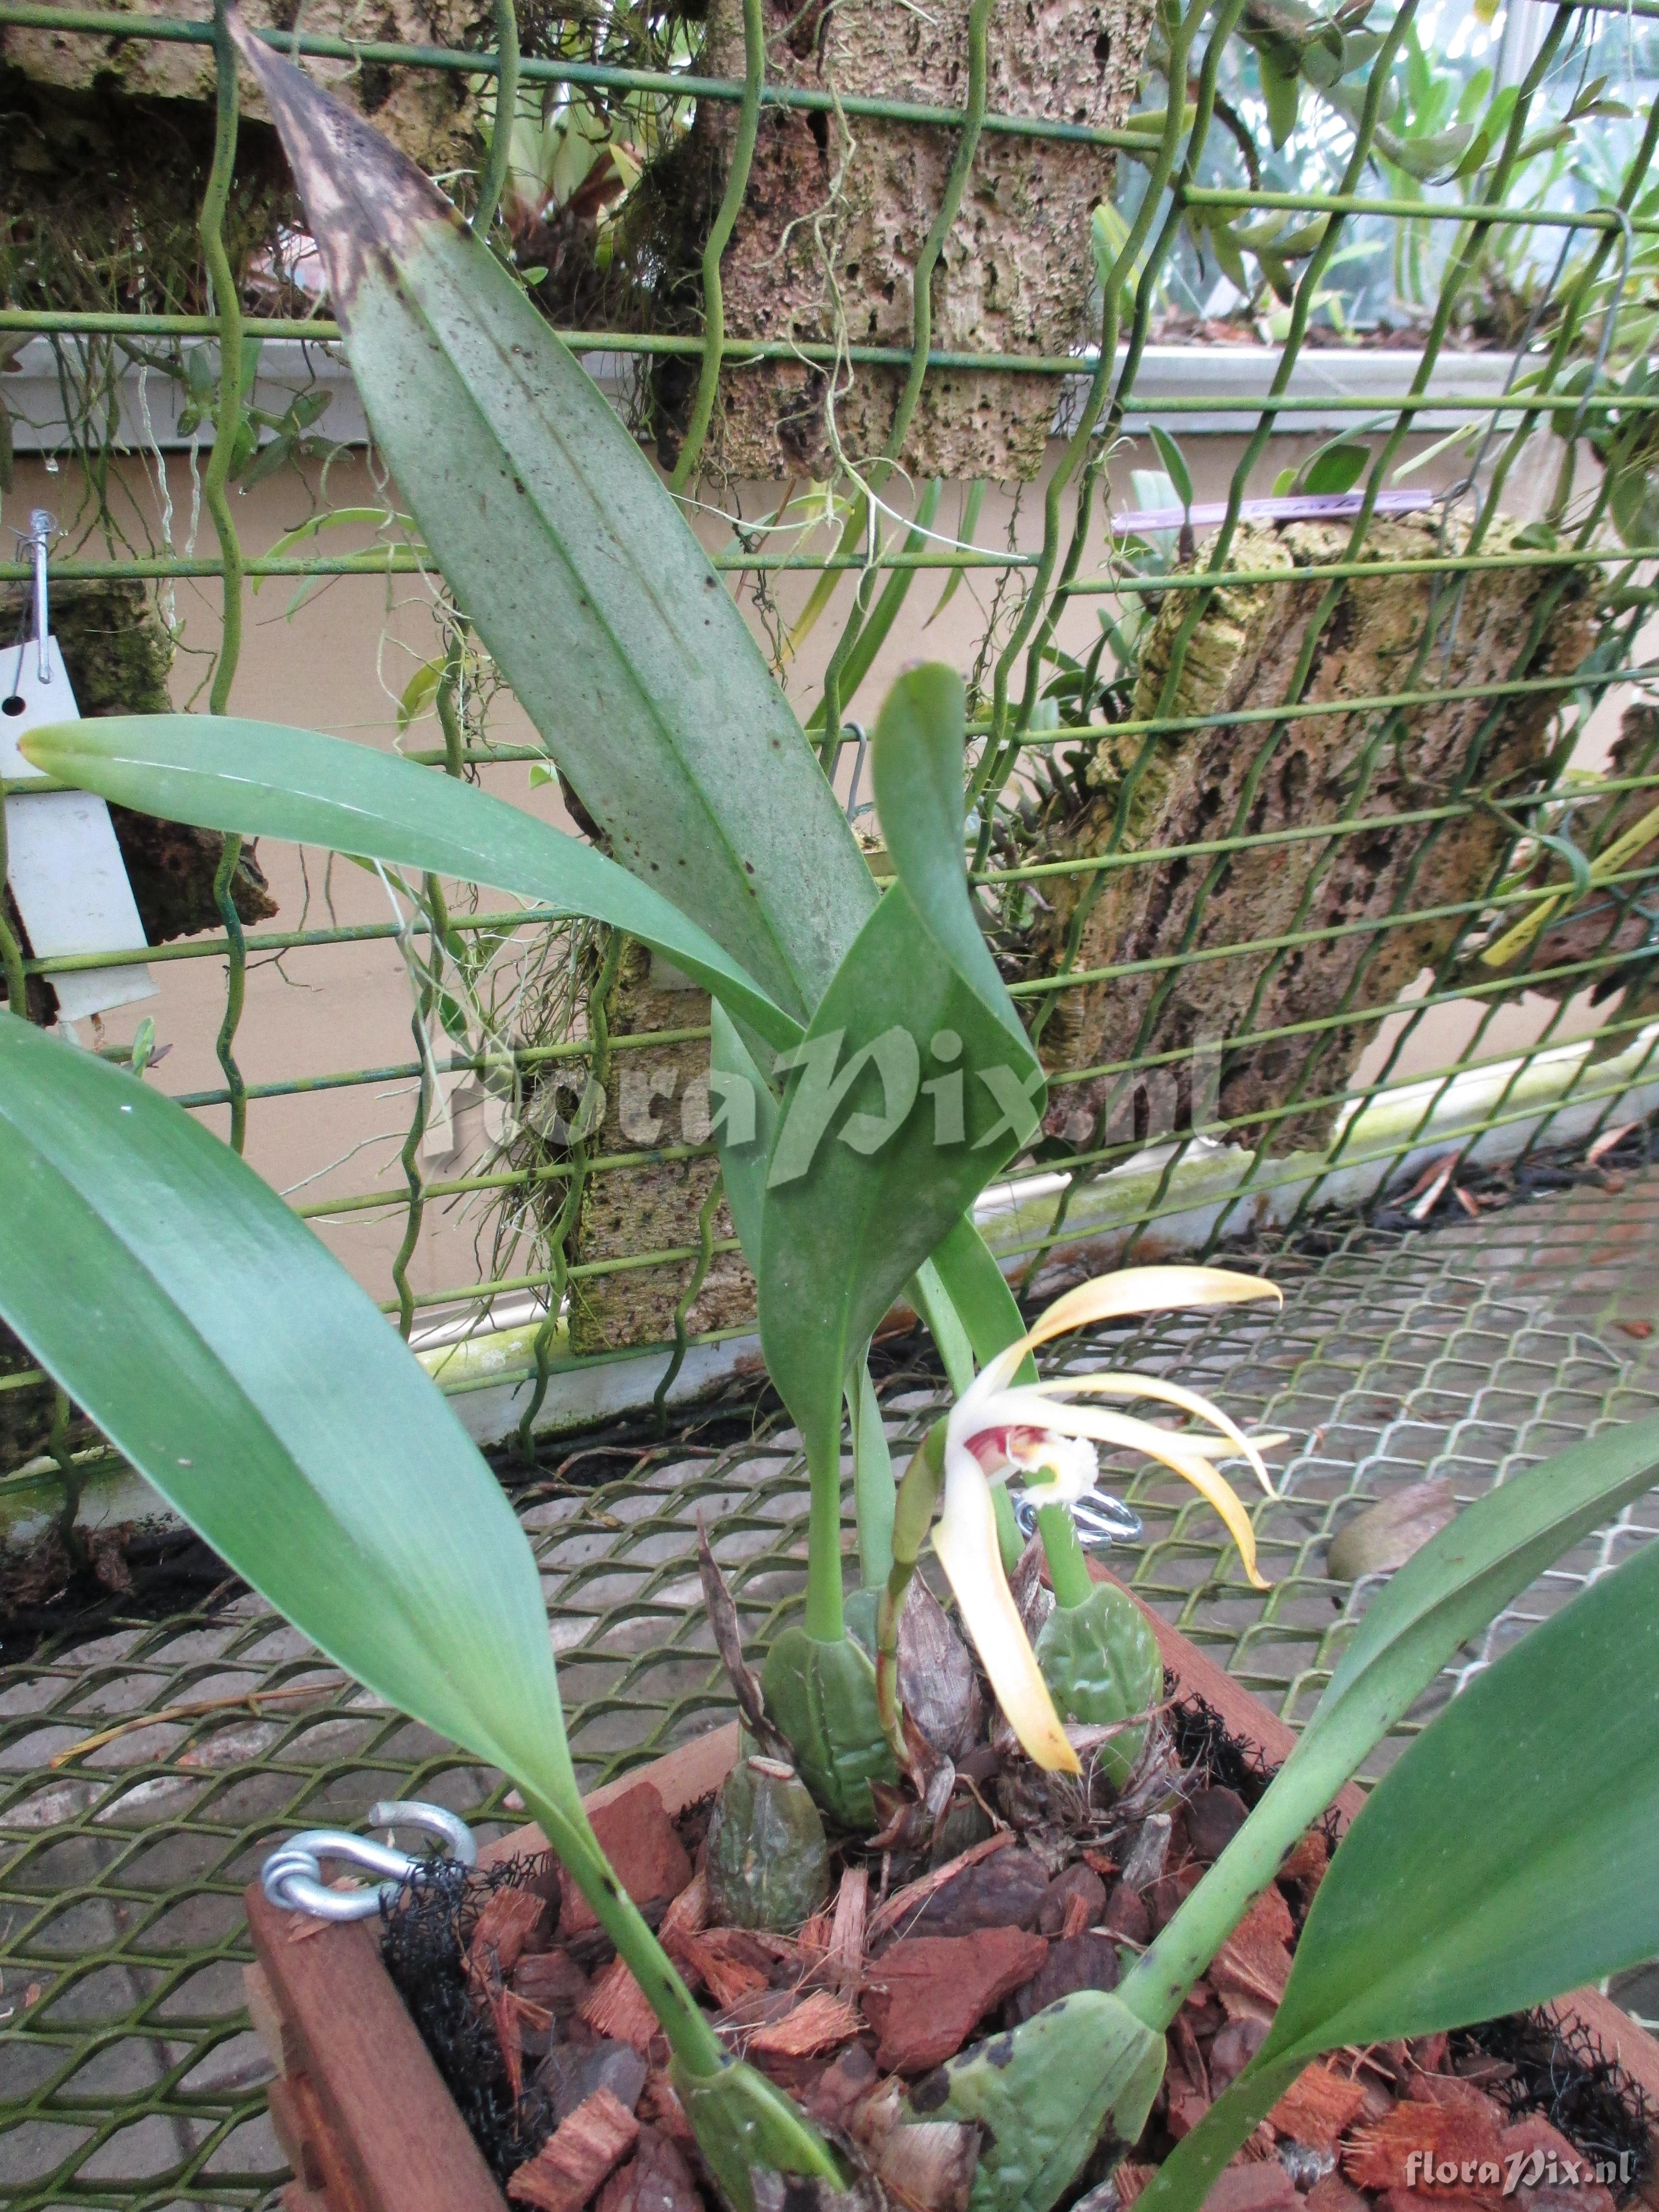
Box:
[841,721,870,820]
[260,1798,478,1922]
[1013,1490,1144,1550]
[26,510,56,684]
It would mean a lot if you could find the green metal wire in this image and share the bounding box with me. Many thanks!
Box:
[199,0,250,1154]
[471,0,521,240]
[0,1,1222,152]
[667,0,764,493]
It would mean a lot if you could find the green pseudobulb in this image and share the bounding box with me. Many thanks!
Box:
[706,1755,830,1931]
[1035,1580,1162,1786]
[926,1990,1166,2212]
[672,2055,851,2212]
[760,1625,899,1829]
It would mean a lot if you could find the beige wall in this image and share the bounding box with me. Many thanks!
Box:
[3,419,1607,1311]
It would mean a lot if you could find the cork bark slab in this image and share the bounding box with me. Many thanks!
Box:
[658,0,1157,481]
[1022,516,1597,1153]
[243,1591,1659,2212]
[1,0,487,171]
[567,946,756,1358]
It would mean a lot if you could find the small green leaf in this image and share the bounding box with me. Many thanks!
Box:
[398,657,446,733]
[1208,222,1250,295]
[1299,442,1369,496]
[1257,246,1296,304]
[931,1993,1166,2212]
[1385,122,1476,180]
[1257,48,1301,147]
[807,481,945,730]
[1450,124,1492,180]
[1149,426,1194,512]
[925,481,987,629]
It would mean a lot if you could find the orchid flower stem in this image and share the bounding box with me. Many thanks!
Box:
[805,1450,846,1642]
[877,1423,946,1756]
[850,1358,895,1588]
[995,1483,1023,1573]
[1037,1500,1094,1611]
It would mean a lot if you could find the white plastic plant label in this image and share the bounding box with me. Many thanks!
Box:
[0,638,158,1023]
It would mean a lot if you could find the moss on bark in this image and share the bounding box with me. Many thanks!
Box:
[1019,517,1597,1155]
[640,0,1157,482]
[567,940,757,1357]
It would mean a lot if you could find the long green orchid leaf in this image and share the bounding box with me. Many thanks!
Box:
[1273,1529,1659,2048]
[0,1015,568,1793]
[22,715,800,1054]
[228,16,1028,1407]
[709,998,781,1267]
[1120,1414,1659,2032]
[757,666,1046,1520]
[0,1016,839,2210]
[1139,1528,1659,2212]
[227,15,875,1022]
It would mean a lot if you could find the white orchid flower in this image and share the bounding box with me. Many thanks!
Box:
[930,1266,1283,1776]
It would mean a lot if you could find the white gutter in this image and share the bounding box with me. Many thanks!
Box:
[5,337,1524,453]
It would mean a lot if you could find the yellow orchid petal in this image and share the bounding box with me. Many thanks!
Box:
[1024,1401,1270,1590]
[1179,1430,1291,1460]
[1026,1371,1279,1498]
[1004,1266,1283,1373]
[932,1454,1081,1774]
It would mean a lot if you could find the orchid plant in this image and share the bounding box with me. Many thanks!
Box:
[7,16,1659,2212]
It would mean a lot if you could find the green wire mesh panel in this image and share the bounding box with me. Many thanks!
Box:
[6,1165,1659,2206]
[6,0,1659,1443]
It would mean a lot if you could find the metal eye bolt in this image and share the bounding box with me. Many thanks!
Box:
[261,1798,478,1921]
